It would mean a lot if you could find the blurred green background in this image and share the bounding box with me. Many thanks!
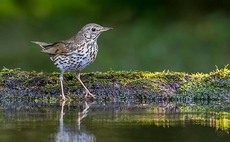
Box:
[0,0,230,73]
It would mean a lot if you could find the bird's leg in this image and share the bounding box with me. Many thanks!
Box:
[76,71,96,99]
[59,71,66,101]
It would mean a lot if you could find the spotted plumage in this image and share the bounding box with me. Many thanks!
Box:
[32,23,112,100]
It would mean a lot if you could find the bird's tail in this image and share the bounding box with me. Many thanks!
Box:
[31,41,50,49]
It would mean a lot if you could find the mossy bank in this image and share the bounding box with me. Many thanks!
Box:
[0,67,230,102]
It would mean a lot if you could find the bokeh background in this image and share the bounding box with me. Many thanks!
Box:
[0,0,230,73]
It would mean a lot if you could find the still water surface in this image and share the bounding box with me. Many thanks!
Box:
[0,101,229,142]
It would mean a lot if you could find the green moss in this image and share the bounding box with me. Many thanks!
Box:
[0,66,230,101]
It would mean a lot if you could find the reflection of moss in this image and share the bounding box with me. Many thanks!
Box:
[0,66,230,101]
[97,111,230,133]
[91,103,230,133]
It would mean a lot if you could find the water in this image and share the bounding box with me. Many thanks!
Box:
[0,100,229,142]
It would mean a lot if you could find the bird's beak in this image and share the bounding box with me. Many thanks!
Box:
[100,27,113,32]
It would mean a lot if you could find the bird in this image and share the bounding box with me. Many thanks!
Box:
[32,23,112,100]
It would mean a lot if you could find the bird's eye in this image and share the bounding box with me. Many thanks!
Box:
[91,28,96,32]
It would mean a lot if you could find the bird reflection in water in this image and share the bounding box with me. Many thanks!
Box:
[52,101,96,142]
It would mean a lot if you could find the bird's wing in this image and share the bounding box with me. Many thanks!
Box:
[32,41,80,55]
[32,32,85,55]
[42,42,72,55]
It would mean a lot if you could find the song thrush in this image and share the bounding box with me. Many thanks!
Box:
[32,23,112,100]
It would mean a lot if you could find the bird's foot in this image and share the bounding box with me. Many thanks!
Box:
[85,91,96,99]
[60,94,67,101]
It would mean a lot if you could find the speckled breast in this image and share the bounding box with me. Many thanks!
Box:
[53,42,98,71]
